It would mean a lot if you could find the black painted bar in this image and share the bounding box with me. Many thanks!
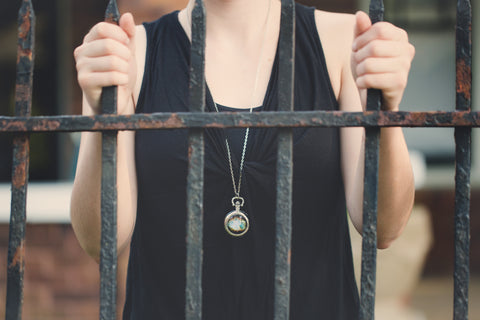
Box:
[359,0,383,319]
[99,1,120,319]
[453,0,472,319]
[185,1,206,320]
[5,1,35,319]
[274,0,295,319]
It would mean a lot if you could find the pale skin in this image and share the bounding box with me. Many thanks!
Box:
[71,0,415,261]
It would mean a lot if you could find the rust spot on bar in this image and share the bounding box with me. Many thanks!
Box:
[12,163,27,189]
[206,122,225,128]
[130,113,184,129]
[237,120,247,127]
[457,59,472,101]
[16,47,33,64]
[92,119,110,130]
[163,113,183,128]
[15,83,32,100]
[134,113,185,129]
[8,240,25,273]
[18,7,31,40]
[12,142,29,189]
[5,120,27,132]
[33,119,60,131]
[14,140,28,160]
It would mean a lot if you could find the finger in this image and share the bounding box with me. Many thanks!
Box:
[355,57,410,77]
[120,13,136,40]
[353,11,371,39]
[77,55,131,74]
[120,13,137,57]
[84,22,130,45]
[355,72,407,92]
[78,71,130,89]
[353,40,408,63]
[75,38,131,61]
[353,22,408,52]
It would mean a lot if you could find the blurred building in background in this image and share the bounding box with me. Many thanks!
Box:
[0,0,478,319]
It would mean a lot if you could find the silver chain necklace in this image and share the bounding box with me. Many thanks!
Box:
[214,1,271,237]
[187,0,272,236]
[214,103,253,236]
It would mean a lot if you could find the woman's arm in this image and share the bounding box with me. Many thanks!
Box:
[70,13,146,261]
[317,11,415,249]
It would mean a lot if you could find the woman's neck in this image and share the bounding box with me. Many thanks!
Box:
[182,0,276,44]
[179,0,281,108]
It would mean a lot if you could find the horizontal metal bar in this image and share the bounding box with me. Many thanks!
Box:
[1,111,480,133]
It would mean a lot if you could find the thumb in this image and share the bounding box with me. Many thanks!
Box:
[119,12,136,41]
[353,11,372,38]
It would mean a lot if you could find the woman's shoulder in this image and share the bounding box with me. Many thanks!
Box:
[312,10,356,99]
[314,10,355,53]
[314,9,356,24]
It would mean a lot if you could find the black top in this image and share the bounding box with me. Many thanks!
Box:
[215,104,263,161]
[124,3,359,319]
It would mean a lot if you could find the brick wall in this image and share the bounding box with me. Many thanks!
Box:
[0,224,128,320]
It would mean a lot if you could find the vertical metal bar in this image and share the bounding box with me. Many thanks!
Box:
[185,1,206,319]
[99,1,119,319]
[359,1,383,320]
[5,1,35,319]
[453,0,472,319]
[274,1,295,319]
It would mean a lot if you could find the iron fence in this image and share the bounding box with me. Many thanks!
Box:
[0,0,473,319]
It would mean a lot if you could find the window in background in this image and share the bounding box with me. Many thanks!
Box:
[384,0,457,167]
[384,0,456,31]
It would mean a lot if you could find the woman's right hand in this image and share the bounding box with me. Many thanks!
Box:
[74,13,137,115]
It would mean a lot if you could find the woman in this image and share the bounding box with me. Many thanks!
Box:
[71,0,415,318]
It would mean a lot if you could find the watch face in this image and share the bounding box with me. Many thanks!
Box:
[224,210,249,237]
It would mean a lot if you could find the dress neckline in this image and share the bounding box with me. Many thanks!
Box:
[215,103,263,111]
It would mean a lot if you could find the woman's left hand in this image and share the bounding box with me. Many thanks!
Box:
[351,11,415,111]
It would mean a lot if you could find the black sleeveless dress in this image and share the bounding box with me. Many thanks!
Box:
[124,3,359,319]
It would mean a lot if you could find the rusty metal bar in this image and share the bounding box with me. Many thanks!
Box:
[359,1,384,319]
[2,110,480,133]
[5,1,35,319]
[0,1,474,320]
[274,0,295,319]
[99,1,120,319]
[185,1,206,319]
[453,0,472,318]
